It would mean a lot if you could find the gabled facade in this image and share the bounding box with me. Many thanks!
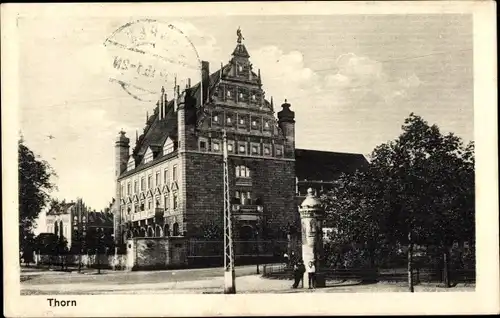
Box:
[114,32,297,249]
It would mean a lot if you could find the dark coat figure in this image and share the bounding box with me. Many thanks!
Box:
[292,260,306,288]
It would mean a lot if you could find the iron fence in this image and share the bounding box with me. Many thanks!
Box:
[262,264,475,284]
[188,240,289,258]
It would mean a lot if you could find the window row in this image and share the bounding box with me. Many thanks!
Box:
[211,114,271,130]
[122,165,178,196]
[198,138,283,157]
[122,193,179,214]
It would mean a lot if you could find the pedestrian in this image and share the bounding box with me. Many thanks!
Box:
[292,259,306,288]
[307,260,316,289]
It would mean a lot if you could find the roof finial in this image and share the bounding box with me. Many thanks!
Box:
[135,130,138,142]
[285,98,287,103]
[146,111,149,122]
[161,86,165,94]
[236,27,244,44]
[271,96,274,107]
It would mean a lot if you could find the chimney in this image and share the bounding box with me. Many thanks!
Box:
[187,78,191,88]
[201,61,210,104]
[159,86,165,120]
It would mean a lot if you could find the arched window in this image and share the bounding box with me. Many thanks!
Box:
[146,227,154,237]
[155,225,162,237]
[163,224,170,237]
[172,223,179,236]
[236,165,250,178]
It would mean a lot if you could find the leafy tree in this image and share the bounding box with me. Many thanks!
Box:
[19,138,56,262]
[322,114,475,291]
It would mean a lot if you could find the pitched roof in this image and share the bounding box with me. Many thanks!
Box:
[295,148,368,181]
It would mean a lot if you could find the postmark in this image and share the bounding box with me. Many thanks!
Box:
[104,19,201,102]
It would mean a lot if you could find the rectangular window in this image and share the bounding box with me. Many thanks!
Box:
[200,141,207,151]
[134,180,138,193]
[276,147,283,156]
[164,195,169,210]
[140,177,145,191]
[227,143,233,152]
[213,142,220,152]
[173,193,178,210]
[239,143,246,154]
[147,175,152,189]
[264,147,270,155]
[121,185,125,196]
[127,183,131,195]
[252,145,258,154]
[148,200,152,210]
[155,172,160,186]
[173,165,178,181]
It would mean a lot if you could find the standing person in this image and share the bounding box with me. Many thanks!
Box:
[307,260,316,289]
[298,260,306,288]
[292,260,305,288]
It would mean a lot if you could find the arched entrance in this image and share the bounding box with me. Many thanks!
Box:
[163,224,170,237]
[146,226,154,237]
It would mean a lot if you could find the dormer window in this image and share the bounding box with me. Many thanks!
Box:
[264,121,270,129]
[163,137,175,155]
[227,143,233,152]
[264,147,270,155]
[144,147,154,164]
[238,65,243,72]
[239,92,243,99]
[213,115,219,123]
[227,116,232,124]
[252,145,258,154]
[252,94,256,101]
[213,142,220,152]
[227,90,231,97]
[251,120,257,127]
[127,156,135,171]
[239,118,245,125]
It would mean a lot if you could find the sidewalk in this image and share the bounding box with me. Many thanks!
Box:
[20,274,475,295]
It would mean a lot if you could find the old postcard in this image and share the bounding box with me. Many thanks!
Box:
[2,1,498,317]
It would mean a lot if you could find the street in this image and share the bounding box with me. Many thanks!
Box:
[20,265,475,295]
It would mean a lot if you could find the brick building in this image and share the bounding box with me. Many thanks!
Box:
[113,31,367,258]
[46,198,114,253]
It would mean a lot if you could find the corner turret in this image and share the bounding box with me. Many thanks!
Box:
[278,100,295,158]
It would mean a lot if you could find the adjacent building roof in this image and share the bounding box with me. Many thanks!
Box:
[295,148,368,181]
[87,211,114,227]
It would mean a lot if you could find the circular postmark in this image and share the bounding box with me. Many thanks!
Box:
[104,19,201,102]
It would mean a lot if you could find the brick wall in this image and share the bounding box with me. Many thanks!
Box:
[183,152,297,240]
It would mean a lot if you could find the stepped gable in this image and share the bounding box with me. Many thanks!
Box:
[295,149,368,181]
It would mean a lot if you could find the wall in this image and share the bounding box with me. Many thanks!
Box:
[184,151,297,240]
[126,237,188,271]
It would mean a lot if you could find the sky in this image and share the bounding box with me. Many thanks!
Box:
[18,14,473,219]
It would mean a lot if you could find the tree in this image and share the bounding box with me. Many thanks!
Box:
[370,114,475,290]
[19,138,56,262]
[321,114,475,291]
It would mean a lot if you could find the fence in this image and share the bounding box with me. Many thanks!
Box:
[188,240,289,258]
[262,263,475,284]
